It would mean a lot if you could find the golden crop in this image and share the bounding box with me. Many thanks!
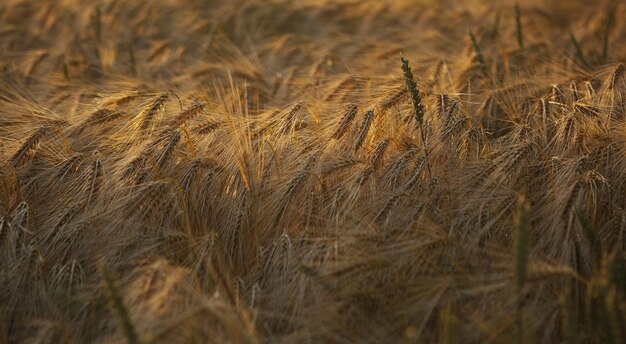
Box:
[0,0,625,342]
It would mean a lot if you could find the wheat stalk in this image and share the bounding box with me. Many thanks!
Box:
[100,265,139,344]
[515,1,524,49]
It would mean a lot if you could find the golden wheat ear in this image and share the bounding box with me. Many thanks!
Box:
[354,109,375,152]
[331,105,358,140]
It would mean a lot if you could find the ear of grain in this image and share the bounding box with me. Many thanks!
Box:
[156,130,181,168]
[11,126,49,167]
[73,109,122,136]
[608,63,624,91]
[280,100,303,135]
[569,32,588,68]
[122,153,148,182]
[354,109,375,152]
[400,57,425,128]
[369,138,390,170]
[180,159,203,196]
[332,105,358,140]
[325,76,358,101]
[140,94,168,131]
[195,120,224,136]
[379,88,407,112]
[55,153,85,179]
[469,31,487,72]
[170,102,206,127]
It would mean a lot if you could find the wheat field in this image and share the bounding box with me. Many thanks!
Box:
[0,0,625,342]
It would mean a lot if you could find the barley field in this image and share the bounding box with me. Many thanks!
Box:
[1,0,625,343]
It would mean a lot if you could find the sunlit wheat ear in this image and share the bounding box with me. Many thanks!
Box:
[438,95,463,136]
[354,166,374,189]
[555,115,579,153]
[429,58,447,87]
[457,125,488,160]
[325,76,358,101]
[369,138,389,170]
[550,84,566,104]
[169,101,206,127]
[140,93,168,131]
[10,125,49,167]
[122,153,149,182]
[437,93,449,119]
[100,265,139,344]
[379,87,407,112]
[179,159,203,196]
[280,100,303,135]
[319,157,362,175]
[354,109,375,152]
[55,153,85,179]
[574,102,600,119]
[275,153,318,226]
[262,231,293,274]
[384,147,418,186]
[527,262,583,283]
[45,203,85,244]
[583,80,596,100]
[374,192,403,224]
[332,105,358,140]
[73,108,122,136]
[127,180,172,222]
[607,63,624,91]
[405,156,427,190]
[570,81,580,103]
[441,115,469,141]
[156,130,181,168]
[102,92,144,108]
[195,120,225,136]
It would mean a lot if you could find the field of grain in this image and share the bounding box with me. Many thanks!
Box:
[1,0,625,342]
